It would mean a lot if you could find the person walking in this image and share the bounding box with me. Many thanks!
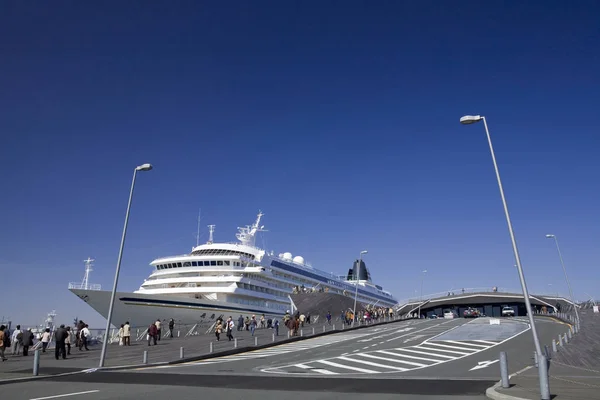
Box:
[147,322,158,346]
[54,324,68,360]
[79,325,90,351]
[168,319,174,338]
[155,319,162,341]
[215,321,222,341]
[41,328,51,352]
[21,328,34,356]
[123,321,131,346]
[0,325,8,361]
[65,326,72,355]
[250,315,257,336]
[118,324,125,346]
[226,317,234,341]
[11,325,22,355]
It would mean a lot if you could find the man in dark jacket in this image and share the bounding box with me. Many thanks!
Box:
[21,329,34,356]
[54,324,68,360]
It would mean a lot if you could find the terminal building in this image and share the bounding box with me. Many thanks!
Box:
[395,288,579,318]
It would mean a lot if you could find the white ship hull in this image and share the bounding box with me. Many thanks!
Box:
[70,288,286,330]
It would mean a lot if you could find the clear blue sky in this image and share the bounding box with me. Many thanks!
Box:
[1,1,599,328]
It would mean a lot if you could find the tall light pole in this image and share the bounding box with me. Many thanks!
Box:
[545,234,579,324]
[460,115,543,357]
[352,250,368,326]
[99,163,153,368]
[417,269,427,318]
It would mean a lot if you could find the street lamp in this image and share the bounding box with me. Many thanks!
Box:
[545,234,579,324]
[417,270,427,318]
[352,250,368,326]
[460,115,543,358]
[99,163,153,368]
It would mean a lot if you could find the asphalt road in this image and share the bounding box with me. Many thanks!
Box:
[0,316,570,400]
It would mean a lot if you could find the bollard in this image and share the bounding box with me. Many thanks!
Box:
[180,347,184,359]
[312,327,315,335]
[333,324,335,330]
[552,339,557,353]
[234,338,238,348]
[559,334,563,347]
[33,349,40,376]
[143,350,148,364]
[500,352,509,388]
[544,345,551,360]
[534,351,539,367]
[272,333,275,342]
[538,354,551,400]
[564,333,569,344]
[177,330,180,338]
[568,329,572,340]
[323,326,326,333]
[254,336,258,346]
[209,342,213,353]
[574,325,578,334]
[300,329,303,337]
[288,331,290,338]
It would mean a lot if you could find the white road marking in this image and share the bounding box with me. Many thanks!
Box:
[423,342,480,352]
[30,391,100,400]
[414,346,470,355]
[358,353,427,367]
[392,347,455,359]
[314,368,338,375]
[376,349,443,363]
[473,339,498,345]
[440,340,490,348]
[338,356,408,371]
[296,364,311,369]
[317,359,378,373]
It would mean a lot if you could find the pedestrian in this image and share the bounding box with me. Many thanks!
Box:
[250,315,257,336]
[215,321,222,341]
[118,324,124,346]
[147,323,158,346]
[21,328,34,356]
[0,325,8,361]
[168,318,174,338]
[237,315,244,331]
[41,328,51,352]
[226,317,234,341]
[11,325,22,355]
[54,324,68,360]
[123,321,131,346]
[155,319,162,341]
[79,325,90,351]
[274,319,279,336]
[65,327,72,355]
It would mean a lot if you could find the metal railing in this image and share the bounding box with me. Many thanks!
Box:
[68,282,102,291]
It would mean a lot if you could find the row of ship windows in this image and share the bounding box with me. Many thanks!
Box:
[228,297,288,311]
[191,249,256,260]
[156,261,243,270]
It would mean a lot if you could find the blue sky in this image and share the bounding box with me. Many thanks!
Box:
[1,1,599,328]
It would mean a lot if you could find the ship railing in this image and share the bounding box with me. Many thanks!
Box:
[68,282,102,291]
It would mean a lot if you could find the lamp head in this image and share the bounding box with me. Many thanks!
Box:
[360,250,368,255]
[459,115,482,125]
[136,163,153,171]
[545,234,555,238]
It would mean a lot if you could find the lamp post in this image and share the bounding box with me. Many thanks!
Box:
[460,115,543,357]
[545,234,579,324]
[352,250,368,326]
[417,270,427,318]
[99,163,153,368]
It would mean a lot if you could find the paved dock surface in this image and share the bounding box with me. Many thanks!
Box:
[491,309,600,400]
[0,316,572,399]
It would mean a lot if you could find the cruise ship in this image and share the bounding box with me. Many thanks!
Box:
[70,212,398,329]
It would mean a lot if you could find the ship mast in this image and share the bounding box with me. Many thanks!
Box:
[207,224,215,244]
[196,208,201,247]
[82,258,94,290]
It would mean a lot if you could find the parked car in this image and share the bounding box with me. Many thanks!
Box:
[443,310,456,319]
[463,307,481,318]
[502,306,515,317]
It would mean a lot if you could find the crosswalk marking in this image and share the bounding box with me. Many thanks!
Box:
[376,349,443,363]
[314,368,338,375]
[338,356,408,371]
[413,346,470,355]
[424,342,483,351]
[392,348,455,359]
[317,359,378,373]
[473,339,497,345]
[359,353,427,367]
[439,340,490,348]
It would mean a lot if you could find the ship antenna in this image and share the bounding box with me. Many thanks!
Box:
[82,258,95,290]
[196,208,202,247]
[207,225,215,244]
